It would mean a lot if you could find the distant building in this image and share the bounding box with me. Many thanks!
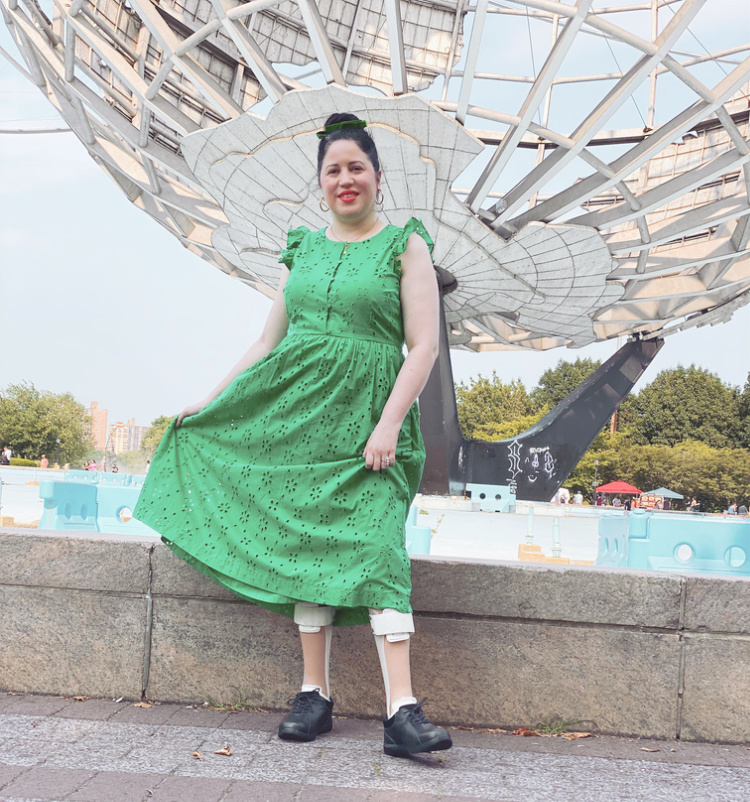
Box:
[108,418,149,455]
[127,419,149,452]
[87,402,108,451]
[108,421,127,455]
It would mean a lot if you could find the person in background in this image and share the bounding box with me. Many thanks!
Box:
[40,455,49,469]
[726,501,737,515]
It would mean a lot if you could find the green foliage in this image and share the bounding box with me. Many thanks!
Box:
[0,382,93,464]
[111,449,149,474]
[455,372,540,440]
[533,719,587,736]
[738,372,750,449]
[565,433,623,501]
[532,358,601,409]
[456,360,748,509]
[618,365,740,448]
[141,414,175,455]
[10,457,38,467]
[566,438,749,512]
[472,412,547,442]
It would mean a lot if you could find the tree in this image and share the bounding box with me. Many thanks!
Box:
[455,373,540,440]
[619,365,741,448]
[111,449,149,474]
[738,372,750,449]
[566,438,750,512]
[0,382,93,464]
[565,432,624,501]
[532,358,601,409]
[141,414,175,455]
[472,412,547,442]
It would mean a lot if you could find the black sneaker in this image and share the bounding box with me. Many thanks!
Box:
[383,699,453,756]
[278,690,333,742]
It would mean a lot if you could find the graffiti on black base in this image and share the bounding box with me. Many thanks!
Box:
[523,446,556,484]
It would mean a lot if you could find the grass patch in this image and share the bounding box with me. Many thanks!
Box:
[203,694,268,714]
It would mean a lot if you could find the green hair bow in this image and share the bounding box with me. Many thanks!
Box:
[316,119,368,139]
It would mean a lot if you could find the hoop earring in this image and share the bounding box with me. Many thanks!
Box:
[319,198,329,212]
[375,189,384,210]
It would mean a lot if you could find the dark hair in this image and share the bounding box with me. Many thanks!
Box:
[316,113,380,180]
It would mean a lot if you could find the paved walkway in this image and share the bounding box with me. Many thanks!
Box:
[0,694,748,802]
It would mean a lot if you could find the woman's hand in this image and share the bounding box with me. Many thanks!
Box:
[363,421,400,471]
[176,400,209,428]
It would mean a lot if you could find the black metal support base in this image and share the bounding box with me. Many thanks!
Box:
[418,293,663,501]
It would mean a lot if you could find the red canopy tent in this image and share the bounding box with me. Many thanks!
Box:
[596,480,641,495]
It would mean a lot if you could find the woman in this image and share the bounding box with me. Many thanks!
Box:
[134,112,450,757]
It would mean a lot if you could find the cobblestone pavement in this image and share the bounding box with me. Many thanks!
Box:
[0,694,748,802]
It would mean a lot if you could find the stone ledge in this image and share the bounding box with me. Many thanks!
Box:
[683,574,750,634]
[150,540,237,601]
[410,555,684,629]
[1,527,748,744]
[0,528,153,594]
[148,545,686,629]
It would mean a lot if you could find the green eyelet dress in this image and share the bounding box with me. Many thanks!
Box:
[134,218,432,626]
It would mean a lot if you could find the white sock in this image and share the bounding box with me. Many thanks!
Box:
[389,695,417,718]
[301,684,330,701]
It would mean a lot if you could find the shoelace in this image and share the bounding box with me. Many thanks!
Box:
[287,692,317,713]
[406,698,430,725]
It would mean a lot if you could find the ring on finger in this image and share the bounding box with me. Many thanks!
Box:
[384,457,390,468]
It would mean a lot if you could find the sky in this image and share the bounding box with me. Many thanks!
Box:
[1,10,749,429]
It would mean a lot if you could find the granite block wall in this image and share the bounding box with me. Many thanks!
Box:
[1,528,748,743]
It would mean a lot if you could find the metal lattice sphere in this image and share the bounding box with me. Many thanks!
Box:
[2,0,749,350]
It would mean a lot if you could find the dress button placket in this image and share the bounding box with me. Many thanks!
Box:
[324,239,348,333]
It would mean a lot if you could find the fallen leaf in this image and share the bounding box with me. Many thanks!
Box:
[133,702,152,709]
[192,751,204,761]
[641,748,660,752]
[214,746,232,756]
[563,732,592,740]
[73,696,88,702]
[513,728,542,737]
[670,749,676,753]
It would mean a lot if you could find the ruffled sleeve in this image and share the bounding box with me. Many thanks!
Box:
[278,226,310,269]
[394,217,434,258]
